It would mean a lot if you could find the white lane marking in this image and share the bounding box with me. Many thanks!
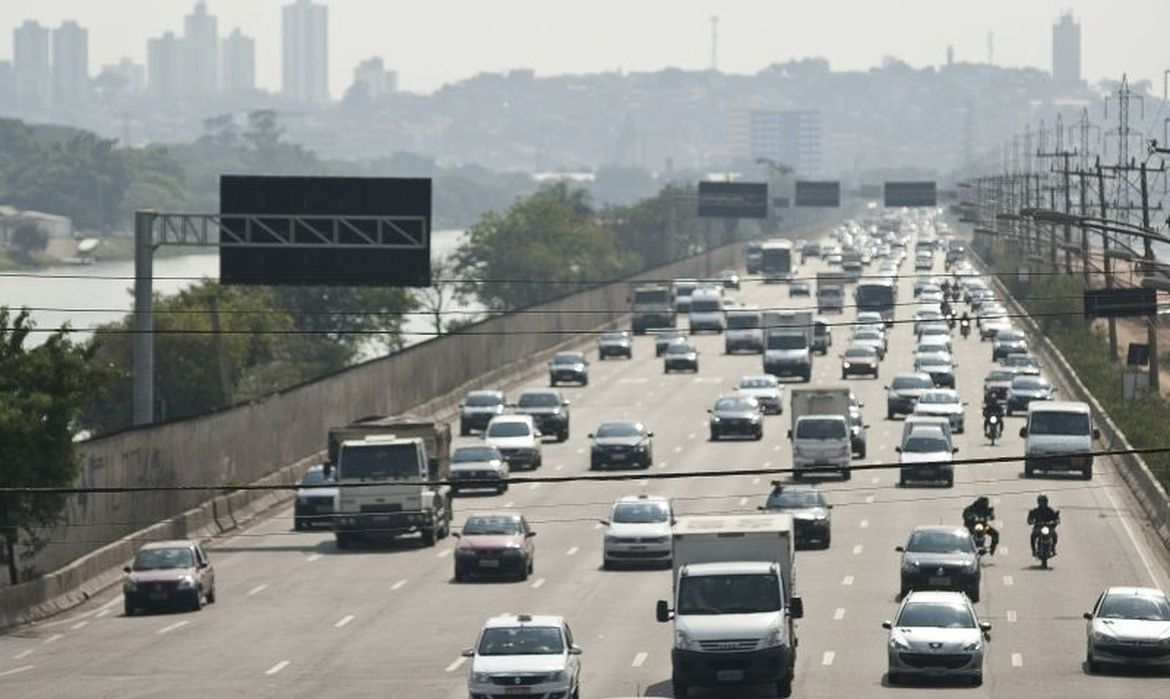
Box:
[265,660,290,675]
[334,615,355,629]
[504,501,514,508]
[738,497,749,507]
[852,545,863,555]
[632,651,648,668]
[870,476,880,484]
[566,547,579,557]
[773,446,781,452]
[575,448,585,456]
[822,651,836,666]
[865,495,875,504]
[992,497,1002,505]
[529,483,541,491]
[97,597,121,612]
[594,522,603,530]
[392,579,407,591]
[673,446,682,453]
[554,464,564,471]
[437,548,453,558]
[688,432,696,440]
[95,609,110,619]
[639,479,649,487]
[1000,546,1009,556]
[833,608,846,621]
[156,621,188,635]
[658,461,669,469]
[13,649,34,660]
[1003,575,1014,587]
[0,666,34,678]
[1006,610,1018,623]
[247,584,268,597]
[859,519,869,529]
[842,575,855,586]
[306,553,322,562]
[763,461,772,468]
[1011,653,1023,667]
[1100,470,1168,588]
[531,578,546,589]
[42,634,62,645]
[445,657,467,673]
[620,378,649,384]
[753,477,762,485]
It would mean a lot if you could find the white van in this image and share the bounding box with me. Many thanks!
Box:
[901,415,953,449]
[1020,401,1098,479]
[724,307,763,353]
[688,287,725,333]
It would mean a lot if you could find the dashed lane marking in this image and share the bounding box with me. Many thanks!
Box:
[554,464,564,471]
[566,547,579,557]
[687,433,696,440]
[95,609,110,619]
[865,495,875,504]
[265,660,290,675]
[870,476,880,484]
[673,446,683,453]
[594,522,603,530]
[42,634,62,645]
[305,553,322,562]
[1006,610,1018,623]
[0,666,34,678]
[822,651,836,666]
[753,477,761,485]
[334,615,355,629]
[504,501,514,508]
[446,657,467,673]
[529,483,541,491]
[833,608,846,621]
[1000,546,1009,556]
[632,652,648,668]
[575,448,585,455]
[842,575,855,586]
[658,461,669,469]
[739,497,749,507]
[156,621,188,635]
[70,621,88,631]
[531,578,546,589]
[437,548,453,558]
[773,446,781,452]
[247,584,268,597]
[763,462,772,469]
[860,520,869,529]
[13,649,33,660]
[1003,575,1014,587]
[619,378,649,384]
[392,579,407,590]
[852,545,863,555]
[1011,653,1023,668]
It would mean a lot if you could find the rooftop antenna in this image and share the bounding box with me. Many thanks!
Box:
[710,16,719,71]
[986,32,995,65]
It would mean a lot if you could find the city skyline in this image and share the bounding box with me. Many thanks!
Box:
[0,0,1166,96]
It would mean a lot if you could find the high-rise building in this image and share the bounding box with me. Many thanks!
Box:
[749,110,822,175]
[282,0,329,104]
[221,29,256,94]
[96,58,146,100]
[13,20,51,109]
[147,31,184,100]
[351,57,397,100]
[184,1,219,96]
[0,61,15,107]
[52,21,89,106]
[1052,12,1082,89]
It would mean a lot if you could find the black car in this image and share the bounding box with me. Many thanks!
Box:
[789,280,811,297]
[654,329,687,357]
[294,464,336,530]
[664,342,700,373]
[598,331,633,359]
[914,355,957,389]
[760,483,832,548]
[992,329,1028,362]
[589,421,654,469]
[708,395,763,440]
[886,372,935,419]
[716,269,741,290]
[841,346,880,379]
[1005,375,1055,415]
[549,351,589,386]
[897,526,982,602]
[513,389,571,442]
[458,389,506,436]
[982,368,1016,404]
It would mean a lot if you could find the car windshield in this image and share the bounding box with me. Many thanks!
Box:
[677,574,782,615]
[918,392,958,405]
[986,371,1015,383]
[796,419,846,439]
[553,354,582,365]
[854,330,881,340]
[917,344,946,355]
[657,330,684,340]
[916,358,949,369]
[339,443,420,480]
[1012,378,1046,390]
[133,547,195,571]
[518,392,560,408]
[300,468,333,486]
[477,626,564,656]
[1029,411,1090,436]
[453,447,499,463]
[486,422,532,438]
[907,530,975,554]
[465,393,502,407]
[691,300,721,312]
[612,502,670,523]
[666,344,695,355]
[463,516,523,536]
[766,333,807,350]
[892,375,933,390]
[596,422,640,438]
[739,377,776,389]
[767,490,824,508]
[1098,594,1170,621]
[845,348,875,358]
[727,314,761,329]
[715,397,756,412]
[600,332,626,341]
[903,436,950,453]
[998,331,1025,341]
[1005,354,1037,365]
[897,602,976,628]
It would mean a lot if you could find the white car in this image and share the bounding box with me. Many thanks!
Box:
[600,494,673,569]
[884,591,990,686]
[897,425,957,487]
[735,374,783,414]
[850,328,887,357]
[1084,586,1170,673]
[912,389,967,433]
[464,614,583,697]
[449,445,509,495]
[483,415,542,471]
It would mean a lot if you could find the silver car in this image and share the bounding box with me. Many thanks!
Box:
[600,494,673,568]
[884,590,990,686]
[1084,586,1170,673]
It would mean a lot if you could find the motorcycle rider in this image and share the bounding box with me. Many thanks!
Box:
[962,496,999,555]
[1027,493,1061,557]
[959,311,971,339]
[982,396,1005,438]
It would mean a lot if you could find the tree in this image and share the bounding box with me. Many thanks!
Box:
[10,223,48,262]
[0,308,110,584]
[414,257,463,336]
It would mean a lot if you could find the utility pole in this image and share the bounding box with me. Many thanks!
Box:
[1141,162,1160,392]
[1037,115,1077,274]
[1097,161,1119,362]
[709,16,719,72]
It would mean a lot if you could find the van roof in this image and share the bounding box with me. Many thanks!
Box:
[1027,401,1090,414]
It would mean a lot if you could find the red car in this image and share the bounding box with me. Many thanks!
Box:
[453,513,536,582]
[123,540,216,615]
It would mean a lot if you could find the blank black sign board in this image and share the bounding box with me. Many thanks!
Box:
[1083,288,1157,319]
[795,181,841,207]
[1127,343,1150,367]
[884,182,938,208]
[697,182,768,219]
[220,175,432,287]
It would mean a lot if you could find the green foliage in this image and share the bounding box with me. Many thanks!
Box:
[10,223,49,262]
[0,308,111,584]
[452,183,637,310]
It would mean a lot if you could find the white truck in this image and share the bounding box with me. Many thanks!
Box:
[815,272,846,313]
[788,387,852,480]
[656,515,801,699]
[762,311,813,382]
[329,415,454,549]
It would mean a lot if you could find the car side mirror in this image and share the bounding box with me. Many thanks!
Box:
[789,596,804,619]
[881,620,892,630]
[563,400,571,406]
[587,433,595,439]
[979,622,992,632]
[894,447,902,453]
[786,430,793,440]
[1019,427,1027,438]
[863,424,871,429]
[123,565,132,573]
[757,505,766,511]
[1082,612,1093,620]
[962,401,969,406]
[526,531,536,538]
[534,431,543,439]
[1092,428,1100,440]
[461,648,475,658]
[452,532,461,538]
[953,447,959,453]
[895,546,905,552]
[656,600,673,623]
[882,385,890,390]
[598,519,610,526]
[647,432,654,437]
[569,645,583,656]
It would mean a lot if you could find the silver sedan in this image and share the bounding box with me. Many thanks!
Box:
[884,590,990,686]
[1085,586,1170,673]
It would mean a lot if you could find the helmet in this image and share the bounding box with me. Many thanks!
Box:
[975,496,989,507]
[1037,493,1049,507]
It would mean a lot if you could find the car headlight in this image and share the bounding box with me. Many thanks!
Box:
[902,560,919,572]
[761,627,783,648]
[604,535,620,543]
[837,446,849,456]
[749,414,761,423]
[471,671,492,683]
[889,634,911,650]
[843,362,852,368]
[455,548,477,557]
[1092,630,1113,643]
[176,575,197,589]
[676,630,701,651]
[546,670,568,682]
[709,416,721,423]
[123,579,138,592]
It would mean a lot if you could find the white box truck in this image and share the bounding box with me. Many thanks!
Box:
[656,514,801,698]
[788,387,852,479]
[762,311,813,382]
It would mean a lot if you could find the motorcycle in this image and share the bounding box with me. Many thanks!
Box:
[983,414,1003,445]
[969,518,992,554]
[960,320,971,339]
[946,313,956,330]
[1032,520,1059,568]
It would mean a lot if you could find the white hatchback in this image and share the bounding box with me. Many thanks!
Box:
[464,614,583,697]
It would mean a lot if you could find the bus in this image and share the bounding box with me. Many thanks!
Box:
[760,240,795,283]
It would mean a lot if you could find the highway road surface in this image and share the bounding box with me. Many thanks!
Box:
[2,219,1168,698]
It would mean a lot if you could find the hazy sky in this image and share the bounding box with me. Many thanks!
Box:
[1,0,1167,95]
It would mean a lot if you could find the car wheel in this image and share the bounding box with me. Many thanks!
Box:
[777,675,793,698]
[420,527,436,547]
[454,566,467,583]
[1006,406,1013,416]
[887,409,895,420]
[1024,463,1035,478]
[822,533,832,549]
[459,423,470,437]
[1082,467,1092,480]
[709,431,719,442]
[518,560,530,582]
[888,671,904,685]
[971,672,983,687]
[206,584,216,604]
[191,589,204,612]
[841,468,852,481]
[497,484,507,495]
[294,518,305,532]
[582,377,589,386]
[672,679,689,698]
[858,446,867,459]
[335,533,350,549]
[123,598,135,617]
[967,585,981,603]
[754,429,763,441]
[841,371,847,380]
[1087,646,1102,673]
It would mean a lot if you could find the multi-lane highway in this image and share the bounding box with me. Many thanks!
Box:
[2,220,1169,698]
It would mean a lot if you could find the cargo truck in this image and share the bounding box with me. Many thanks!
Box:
[329,415,453,549]
[630,284,676,334]
[856,279,897,327]
[760,240,795,283]
[788,388,852,479]
[762,311,813,382]
[656,515,801,698]
[816,272,846,313]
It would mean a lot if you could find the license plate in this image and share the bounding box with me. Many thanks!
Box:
[478,559,500,568]
[815,460,829,466]
[628,545,645,551]
[929,576,951,586]
[149,592,168,601]
[716,669,744,682]
[611,453,627,460]
[372,515,390,523]
[504,689,532,695]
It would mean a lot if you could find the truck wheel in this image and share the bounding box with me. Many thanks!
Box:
[1082,467,1092,480]
[460,422,470,437]
[420,527,436,547]
[1024,462,1035,478]
[777,677,793,698]
[123,598,135,617]
[841,468,852,481]
[887,409,895,420]
[858,446,867,459]
[335,533,350,550]
[672,679,689,698]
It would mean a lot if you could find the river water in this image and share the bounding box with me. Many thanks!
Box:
[0,229,479,348]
